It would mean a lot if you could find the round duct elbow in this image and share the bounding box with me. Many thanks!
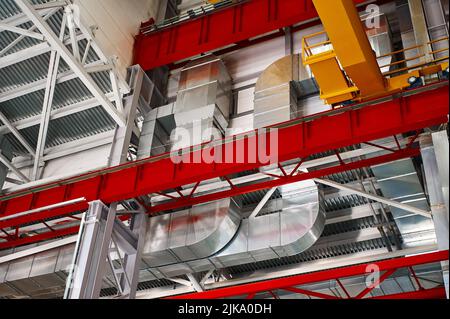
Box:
[211,180,325,268]
[141,198,240,268]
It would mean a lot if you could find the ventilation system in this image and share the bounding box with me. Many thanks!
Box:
[139,54,326,279]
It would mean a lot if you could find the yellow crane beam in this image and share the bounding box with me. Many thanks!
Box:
[312,0,386,98]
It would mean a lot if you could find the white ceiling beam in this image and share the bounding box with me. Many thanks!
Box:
[0,111,36,157]
[0,61,106,103]
[0,32,88,70]
[0,235,77,264]
[0,22,44,40]
[0,92,115,135]
[0,8,55,29]
[33,1,68,10]
[5,131,115,173]
[0,42,50,69]
[0,8,59,57]
[85,63,113,73]
[314,178,432,218]
[13,0,126,127]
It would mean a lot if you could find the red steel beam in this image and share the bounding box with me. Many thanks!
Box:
[0,215,131,250]
[0,147,417,249]
[148,148,419,213]
[0,226,80,251]
[134,0,369,71]
[167,250,449,299]
[0,84,448,232]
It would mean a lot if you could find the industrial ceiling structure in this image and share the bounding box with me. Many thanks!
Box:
[0,0,448,300]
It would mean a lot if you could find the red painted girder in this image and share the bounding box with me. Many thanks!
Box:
[0,215,131,250]
[167,250,449,299]
[0,226,80,251]
[134,0,369,71]
[148,148,419,213]
[0,148,416,249]
[0,84,448,229]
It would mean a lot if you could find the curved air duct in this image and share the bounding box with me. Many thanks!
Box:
[141,54,325,279]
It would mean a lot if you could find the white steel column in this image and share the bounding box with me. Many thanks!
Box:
[108,66,146,166]
[420,132,449,298]
[65,201,117,299]
[113,213,148,298]
[32,50,60,180]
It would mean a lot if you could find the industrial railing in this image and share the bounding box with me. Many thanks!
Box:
[140,0,248,35]
[377,37,449,77]
[301,30,333,63]
[302,30,449,78]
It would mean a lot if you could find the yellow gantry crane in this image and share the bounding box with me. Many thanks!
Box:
[303,0,449,105]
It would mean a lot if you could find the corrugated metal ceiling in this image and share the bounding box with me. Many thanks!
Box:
[0,0,117,154]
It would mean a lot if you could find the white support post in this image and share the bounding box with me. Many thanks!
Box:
[108,66,146,166]
[109,57,124,114]
[13,0,126,127]
[420,132,449,299]
[65,6,80,62]
[32,50,60,180]
[65,201,118,299]
[114,213,148,299]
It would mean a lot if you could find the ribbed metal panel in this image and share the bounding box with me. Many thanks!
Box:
[1,0,113,156]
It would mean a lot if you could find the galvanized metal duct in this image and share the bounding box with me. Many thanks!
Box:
[371,148,436,248]
[140,54,325,279]
[141,180,324,279]
[137,54,231,158]
[253,54,301,128]
[254,54,327,126]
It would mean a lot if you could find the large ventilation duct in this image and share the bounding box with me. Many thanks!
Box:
[370,143,436,248]
[140,54,325,279]
[254,54,324,128]
[0,54,326,285]
[142,181,324,279]
[137,55,231,158]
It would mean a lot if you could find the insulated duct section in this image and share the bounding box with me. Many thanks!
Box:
[137,55,230,158]
[140,54,325,279]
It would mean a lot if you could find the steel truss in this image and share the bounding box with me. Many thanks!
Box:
[167,250,449,299]
[0,83,448,250]
[0,0,128,184]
